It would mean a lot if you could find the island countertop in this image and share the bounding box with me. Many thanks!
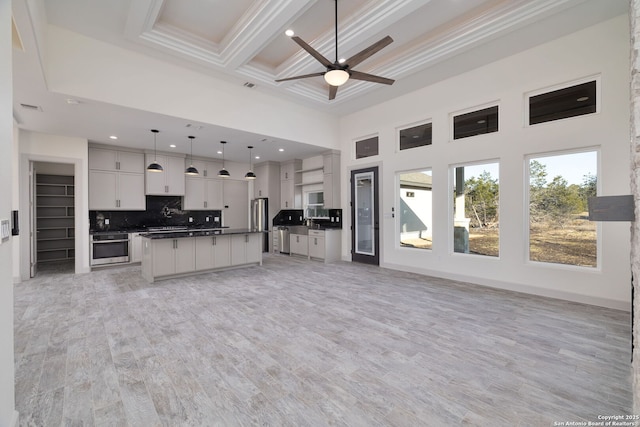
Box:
[140,228,263,239]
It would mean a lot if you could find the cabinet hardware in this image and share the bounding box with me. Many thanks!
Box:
[314,238,317,245]
[116,161,120,170]
[204,201,208,208]
[165,185,169,193]
[245,235,249,243]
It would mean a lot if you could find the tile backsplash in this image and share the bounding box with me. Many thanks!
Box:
[90,196,222,232]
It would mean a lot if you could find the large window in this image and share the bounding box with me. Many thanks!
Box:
[399,170,432,249]
[452,161,499,257]
[528,151,597,267]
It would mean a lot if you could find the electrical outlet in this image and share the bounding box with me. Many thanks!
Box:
[189,217,193,223]
[205,217,210,222]
[105,218,109,225]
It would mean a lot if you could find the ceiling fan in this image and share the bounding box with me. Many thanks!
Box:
[275,0,395,100]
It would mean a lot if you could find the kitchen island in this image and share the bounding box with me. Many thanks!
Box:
[140,228,262,283]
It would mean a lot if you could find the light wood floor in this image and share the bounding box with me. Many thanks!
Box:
[15,254,631,426]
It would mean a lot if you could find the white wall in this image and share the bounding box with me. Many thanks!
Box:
[339,15,631,309]
[17,130,90,279]
[0,0,17,424]
[44,25,339,151]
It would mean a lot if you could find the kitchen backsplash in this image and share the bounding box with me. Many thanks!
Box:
[90,196,222,232]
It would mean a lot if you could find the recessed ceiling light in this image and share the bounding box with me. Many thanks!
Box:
[255,156,260,159]
[109,135,118,140]
[66,98,79,105]
[169,144,176,148]
[285,29,294,37]
[278,148,284,152]
[577,96,589,102]
[217,150,223,154]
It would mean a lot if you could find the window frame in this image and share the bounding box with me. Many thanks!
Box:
[354,134,380,160]
[396,167,434,251]
[450,101,500,142]
[524,147,601,270]
[524,75,601,128]
[397,119,433,152]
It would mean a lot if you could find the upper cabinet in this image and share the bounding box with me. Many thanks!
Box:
[184,177,223,210]
[323,151,341,209]
[89,147,145,210]
[145,154,186,196]
[253,161,280,200]
[89,148,145,173]
[185,159,222,179]
[280,159,301,209]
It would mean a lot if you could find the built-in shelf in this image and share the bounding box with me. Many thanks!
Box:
[36,174,75,263]
[295,167,324,173]
[295,181,324,186]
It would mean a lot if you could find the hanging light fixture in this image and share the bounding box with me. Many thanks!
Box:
[147,129,163,172]
[217,141,230,178]
[185,135,199,176]
[245,146,256,180]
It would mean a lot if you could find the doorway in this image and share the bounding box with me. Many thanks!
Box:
[350,167,379,265]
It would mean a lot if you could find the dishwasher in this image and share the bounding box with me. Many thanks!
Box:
[276,226,290,254]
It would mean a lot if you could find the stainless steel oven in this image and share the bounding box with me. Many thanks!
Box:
[91,233,130,266]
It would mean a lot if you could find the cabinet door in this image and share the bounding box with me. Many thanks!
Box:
[175,238,195,274]
[280,180,294,209]
[309,235,325,259]
[130,233,143,263]
[291,234,309,256]
[89,170,117,210]
[280,162,294,180]
[213,235,231,268]
[223,180,248,228]
[89,148,117,171]
[145,154,167,194]
[195,237,214,270]
[152,239,176,277]
[166,155,186,195]
[205,179,223,209]
[246,233,262,264]
[230,234,247,265]
[184,177,206,210]
[117,151,145,173]
[118,173,145,210]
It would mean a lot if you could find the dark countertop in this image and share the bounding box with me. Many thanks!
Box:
[140,228,261,239]
[90,226,228,235]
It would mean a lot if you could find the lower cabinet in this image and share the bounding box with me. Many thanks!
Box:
[195,235,231,270]
[152,238,195,277]
[130,232,143,263]
[308,231,325,259]
[231,233,262,265]
[307,229,342,263]
[290,234,309,257]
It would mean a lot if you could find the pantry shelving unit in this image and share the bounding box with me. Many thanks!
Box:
[36,174,75,263]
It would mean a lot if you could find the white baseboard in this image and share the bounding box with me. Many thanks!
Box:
[382,262,630,311]
[12,276,20,284]
[11,410,19,427]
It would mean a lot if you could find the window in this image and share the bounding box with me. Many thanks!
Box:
[399,122,432,150]
[528,151,597,267]
[399,170,432,249]
[452,162,499,257]
[355,136,379,159]
[529,80,597,125]
[305,191,326,218]
[453,106,498,140]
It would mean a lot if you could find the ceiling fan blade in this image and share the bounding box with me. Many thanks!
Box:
[345,36,393,68]
[349,70,395,85]
[329,85,338,100]
[275,72,325,82]
[291,36,333,68]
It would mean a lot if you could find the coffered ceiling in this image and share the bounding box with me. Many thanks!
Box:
[11,0,628,162]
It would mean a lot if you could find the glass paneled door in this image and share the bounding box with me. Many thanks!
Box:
[351,167,379,265]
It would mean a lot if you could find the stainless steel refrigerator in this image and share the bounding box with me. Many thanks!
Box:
[251,198,269,252]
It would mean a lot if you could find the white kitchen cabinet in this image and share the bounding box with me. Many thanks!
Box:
[231,233,262,265]
[323,152,341,209]
[187,159,223,179]
[89,170,145,210]
[130,232,143,263]
[195,234,231,270]
[308,229,341,262]
[151,237,195,277]
[89,148,145,173]
[223,179,249,228]
[280,159,301,209]
[253,161,280,200]
[184,177,223,210]
[145,154,186,195]
[290,233,309,257]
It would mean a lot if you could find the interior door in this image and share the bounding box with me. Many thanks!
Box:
[29,162,37,277]
[351,167,379,265]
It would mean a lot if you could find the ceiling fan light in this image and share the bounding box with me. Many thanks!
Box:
[324,69,349,86]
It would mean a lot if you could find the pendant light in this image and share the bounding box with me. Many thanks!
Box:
[185,135,199,175]
[147,129,163,172]
[245,146,256,180]
[217,141,230,178]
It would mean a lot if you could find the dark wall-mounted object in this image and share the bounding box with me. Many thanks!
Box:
[11,210,18,236]
[588,195,634,221]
